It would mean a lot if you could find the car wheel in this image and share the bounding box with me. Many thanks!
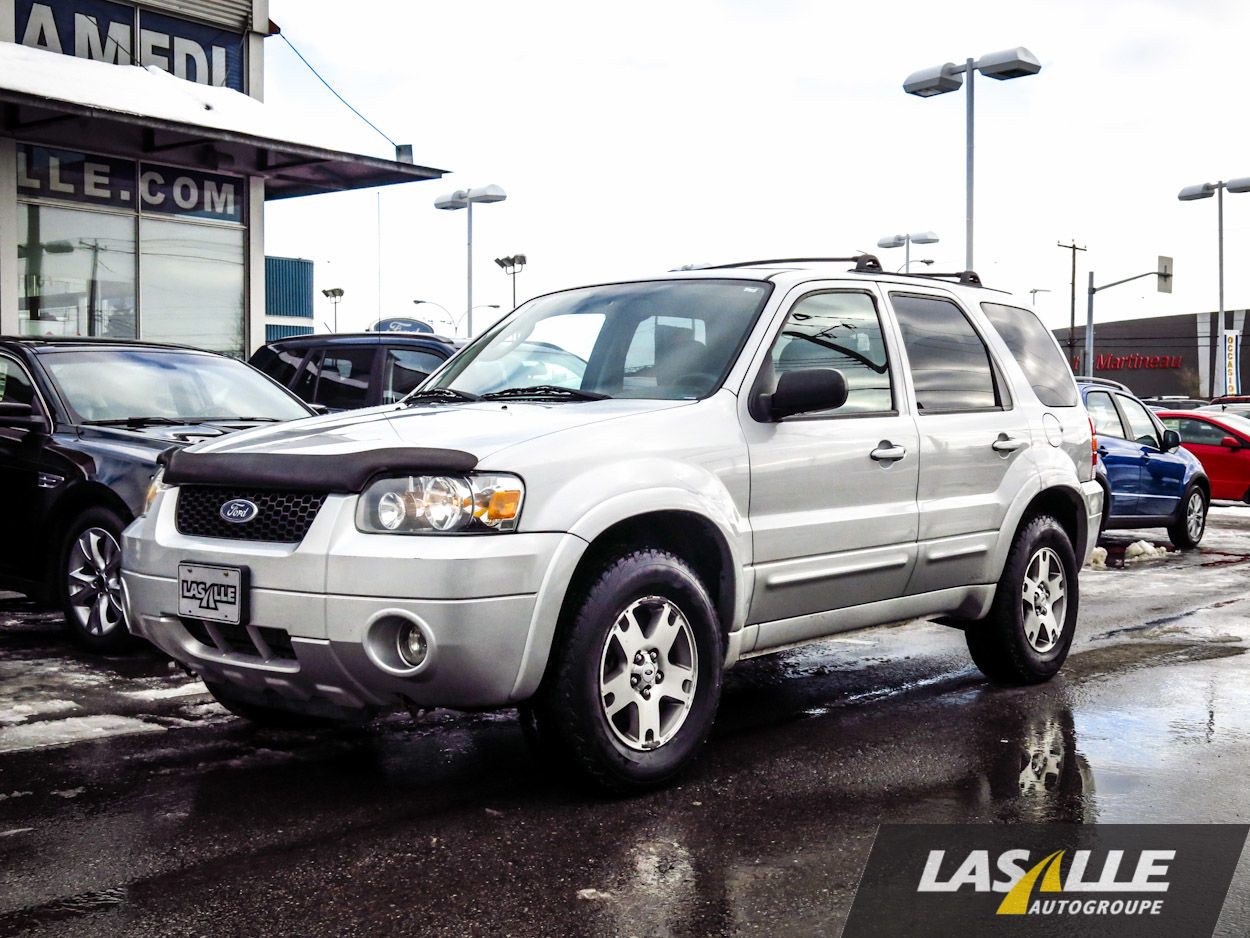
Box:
[528,549,723,792]
[1167,484,1207,549]
[966,515,1078,685]
[205,682,339,729]
[59,506,131,652]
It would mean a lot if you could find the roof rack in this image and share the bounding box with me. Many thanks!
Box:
[1076,376,1131,392]
[682,255,985,286]
[690,255,885,272]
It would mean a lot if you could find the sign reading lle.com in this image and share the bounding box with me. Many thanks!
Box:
[18,144,244,224]
[15,0,245,91]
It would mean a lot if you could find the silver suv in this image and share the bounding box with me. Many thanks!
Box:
[122,257,1102,791]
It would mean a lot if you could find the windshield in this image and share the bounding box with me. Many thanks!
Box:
[40,349,312,424]
[424,280,773,401]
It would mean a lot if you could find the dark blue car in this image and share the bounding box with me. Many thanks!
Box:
[1077,378,1209,548]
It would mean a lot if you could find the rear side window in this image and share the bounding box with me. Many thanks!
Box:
[293,346,376,410]
[0,355,35,405]
[1085,391,1126,438]
[981,303,1078,407]
[889,293,1002,413]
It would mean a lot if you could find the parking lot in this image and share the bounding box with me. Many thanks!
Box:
[2,506,1249,937]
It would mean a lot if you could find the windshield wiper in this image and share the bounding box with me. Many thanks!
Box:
[82,416,187,427]
[194,416,283,422]
[402,387,482,405]
[480,385,611,402]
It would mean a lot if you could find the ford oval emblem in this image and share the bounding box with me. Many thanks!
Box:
[220,499,259,524]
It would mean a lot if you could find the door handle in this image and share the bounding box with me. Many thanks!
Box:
[992,435,1028,453]
[870,443,907,462]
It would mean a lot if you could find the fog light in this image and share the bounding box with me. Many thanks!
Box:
[397,623,428,668]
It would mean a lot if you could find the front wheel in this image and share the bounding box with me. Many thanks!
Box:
[966,515,1078,685]
[1167,484,1207,549]
[59,506,131,652]
[527,549,723,792]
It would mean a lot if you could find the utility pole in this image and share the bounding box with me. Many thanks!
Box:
[1057,240,1086,371]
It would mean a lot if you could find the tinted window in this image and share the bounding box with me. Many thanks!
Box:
[1166,416,1228,446]
[1085,391,1126,438]
[1118,396,1161,449]
[250,346,306,387]
[981,302,1078,407]
[294,347,376,410]
[890,293,999,413]
[383,348,447,403]
[0,355,35,406]
[757,291,893,415]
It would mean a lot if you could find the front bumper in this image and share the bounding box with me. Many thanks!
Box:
[122,488,582,714]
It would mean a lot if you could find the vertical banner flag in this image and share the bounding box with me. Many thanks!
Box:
[1227,332,1241,396]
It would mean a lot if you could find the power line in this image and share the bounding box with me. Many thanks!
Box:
[279,34,397,149]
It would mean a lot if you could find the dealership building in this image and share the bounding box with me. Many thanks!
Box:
[0,0,444,357]
[1054,310,1247,399]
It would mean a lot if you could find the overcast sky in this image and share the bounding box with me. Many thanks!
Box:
[262,0,1250,338]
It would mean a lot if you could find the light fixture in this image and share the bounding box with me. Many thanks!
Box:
[435,185,508,336]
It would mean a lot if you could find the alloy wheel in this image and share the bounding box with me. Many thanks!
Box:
[66,526,125,637]
[1020,546,1066,654]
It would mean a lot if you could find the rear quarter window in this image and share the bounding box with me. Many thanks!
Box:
[981,303,1078,407]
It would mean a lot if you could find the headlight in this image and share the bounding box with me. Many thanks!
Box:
[142,467,169,516]
[356,473,524,534]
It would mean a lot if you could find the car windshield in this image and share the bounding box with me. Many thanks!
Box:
[40,349,312,424]
[422,279,773,401]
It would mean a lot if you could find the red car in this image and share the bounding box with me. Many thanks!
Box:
[1158,410,1250,502]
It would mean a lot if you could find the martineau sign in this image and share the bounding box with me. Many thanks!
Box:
[842,824,1246,938]
[1095,353,1182,370]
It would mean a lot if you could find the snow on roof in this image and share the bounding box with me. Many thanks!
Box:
[0,40,359,154]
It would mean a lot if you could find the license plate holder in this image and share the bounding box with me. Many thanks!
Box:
[178,563,249,625]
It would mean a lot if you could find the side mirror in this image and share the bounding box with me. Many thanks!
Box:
[1221,435,1242,450]
[1162,429,1182,451]
[763,368,848,421]
[0,401,47,431]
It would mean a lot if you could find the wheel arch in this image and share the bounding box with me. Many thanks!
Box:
[44,483,134,583]
[993,484,1087,584]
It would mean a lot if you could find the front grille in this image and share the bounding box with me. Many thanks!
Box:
[175,486,327,542]
[181,620,298,662]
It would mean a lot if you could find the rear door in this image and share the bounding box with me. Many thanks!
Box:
[886,290,1036,594]
[742,285,920,642]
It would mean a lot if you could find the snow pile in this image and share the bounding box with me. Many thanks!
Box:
[1087,546,1108,568]
[1124,540,1170,562]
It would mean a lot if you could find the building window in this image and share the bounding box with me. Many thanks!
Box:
[139,219,244,355]
[16,143,247,356]
[19,203,136,339]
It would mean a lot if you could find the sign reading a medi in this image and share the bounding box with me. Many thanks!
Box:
[18,144,244,224]
[15,0,245,91]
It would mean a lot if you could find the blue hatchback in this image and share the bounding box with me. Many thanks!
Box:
[1077,378,1209,548]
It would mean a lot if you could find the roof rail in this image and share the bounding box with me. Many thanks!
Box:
[1076,376,1132,392]
[887,269,984,287]
[688,255,884,272]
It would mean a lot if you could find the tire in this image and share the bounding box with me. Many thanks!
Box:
[966,515,1078,685]
[527,549,724,793]
[205,682,339,730]
[59,506,131,652]
[1167,484,1207,549]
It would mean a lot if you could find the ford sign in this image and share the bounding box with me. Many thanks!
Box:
[220,499,259,524]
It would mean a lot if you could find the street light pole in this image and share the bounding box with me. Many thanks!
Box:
[1178,177,1250,396]
[904,48,1041,272]
[321,287,344,332]
[435,185,507,338]
[494,255,527,308]
[1058,240,1086,369]
[876,232,938,272]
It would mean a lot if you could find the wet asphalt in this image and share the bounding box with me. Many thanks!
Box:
[2,507,1250,937]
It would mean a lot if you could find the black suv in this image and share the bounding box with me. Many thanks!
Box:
[249,333,461,411]
[0,337,314,650]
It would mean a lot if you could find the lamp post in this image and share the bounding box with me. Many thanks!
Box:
[903,48,1042,271]
[1178,177,1250,396]
[321,287,344,332]
[876,231,939,272]
[413,299,454,334]
[494,254,527,309]
[434,184,507,337]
